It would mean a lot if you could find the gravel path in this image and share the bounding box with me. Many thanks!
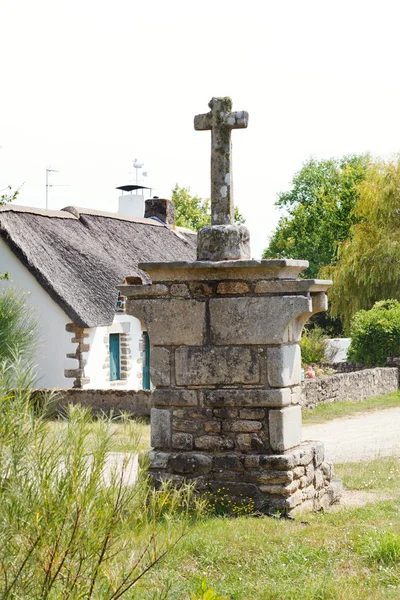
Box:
[302,407,400,463]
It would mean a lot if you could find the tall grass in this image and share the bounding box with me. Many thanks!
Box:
[0,287,38,363]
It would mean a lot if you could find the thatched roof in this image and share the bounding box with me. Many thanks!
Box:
[0,205,197,328]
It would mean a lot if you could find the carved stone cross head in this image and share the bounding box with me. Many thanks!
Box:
[194,97,248,225]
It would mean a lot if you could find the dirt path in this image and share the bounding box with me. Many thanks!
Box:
[302,406,400,463]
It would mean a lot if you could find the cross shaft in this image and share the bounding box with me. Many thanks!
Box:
[194,97,248,225]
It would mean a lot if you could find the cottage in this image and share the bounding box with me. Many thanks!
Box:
[0,198,196,389]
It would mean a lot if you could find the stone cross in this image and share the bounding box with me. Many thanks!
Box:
[194,97,248,226]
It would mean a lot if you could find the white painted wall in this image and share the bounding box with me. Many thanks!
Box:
[0,239,76,388]
[84,314,143,390]
[118,194,145,218]
[326,338,352,363]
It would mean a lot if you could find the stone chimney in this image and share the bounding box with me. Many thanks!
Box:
[145,197,175,226]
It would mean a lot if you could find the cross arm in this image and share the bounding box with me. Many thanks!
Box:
[194,112,212,131]
[226,110,249,129]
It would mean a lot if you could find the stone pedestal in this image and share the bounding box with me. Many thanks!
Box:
[120,259,342,513]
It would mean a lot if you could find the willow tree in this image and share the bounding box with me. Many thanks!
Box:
[325,156,400,331]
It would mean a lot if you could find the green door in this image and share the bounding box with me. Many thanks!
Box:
[142,331,150,390]
[109,334,120,381]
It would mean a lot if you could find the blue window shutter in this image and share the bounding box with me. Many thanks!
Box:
[142,332,150,390]
[109,334,120,381]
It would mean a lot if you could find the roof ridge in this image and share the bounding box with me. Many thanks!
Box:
[61,206,165,226]
[0,204,76,219]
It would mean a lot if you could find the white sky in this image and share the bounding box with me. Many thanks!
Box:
[2,0,400,258]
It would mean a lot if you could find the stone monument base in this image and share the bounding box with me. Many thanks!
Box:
[150,441,342,514]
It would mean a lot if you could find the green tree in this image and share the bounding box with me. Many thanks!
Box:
[0,187,19,279]
[172,184,245,231]
[263,155,370,278]
[325,156,400,331]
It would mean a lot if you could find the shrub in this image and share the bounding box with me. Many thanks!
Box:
[348,299,400,366]
[0,359,203,598]
[0,286,38,363]
[300,326,337,365]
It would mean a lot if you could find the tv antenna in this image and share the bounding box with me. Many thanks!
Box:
[45,167,69,209]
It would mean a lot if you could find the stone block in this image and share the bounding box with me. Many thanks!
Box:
[213,455,243,471]
[256,470,293,485]
[213,408,239,419]
[210,296,311,345]
[208,480,260,499]
[153,389,198,407]
[126,299,205,346]
[222,420,262,433]
[172,433,193,450]
[189,282,214,297]
[243,455,260,468]
[172,419,203,433]
[239,408,265,419]
[197,225,251,261]
[321,461,333,479]
[121,284,169,298]
[173,408,213,419]
[217,281,250,295]
[269,406,302,452]
[150,347,170,387]
[259,480,300,496]
[259,454,297,470]
[206,388,291,408]
[315,441,325,467]
[267,344,301,387]
[150,408,171,449]
[298,443,315,466]
[149,451,169,469]
[194,435,234,451]
[175,347,259,386]
[204,421,221,433]
[236,433,267,453]
[168,453,212,474]
[170,283,190,298]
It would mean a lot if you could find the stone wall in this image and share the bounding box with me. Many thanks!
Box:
[35,388,152,418]
[301,367,399,408]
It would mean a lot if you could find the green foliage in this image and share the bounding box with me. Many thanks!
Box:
[0,186,18,206]
[300,326,337,365]
[326,157,400,330]
[0,287,38,364]
[0,361,202,598]
[347,299,400,366]
[356,530,400,565]
[191,580,230,600]
[172,185,245,231]
[263,154,370,278]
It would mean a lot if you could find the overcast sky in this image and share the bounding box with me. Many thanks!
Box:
[2,0,400,258]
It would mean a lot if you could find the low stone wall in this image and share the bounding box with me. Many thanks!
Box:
[35,389,152,418]
[301,367,399,408]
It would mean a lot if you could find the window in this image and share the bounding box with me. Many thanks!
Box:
[109,333,120,381]
[142,331,150,390]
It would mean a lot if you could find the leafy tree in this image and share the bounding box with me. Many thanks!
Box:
[347,300,400,366]
[325,156,400,330]
[0,186,19,279]
[263,155,370,278]
[172,184,245,231]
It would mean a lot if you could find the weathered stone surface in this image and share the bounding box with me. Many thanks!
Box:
[204,421,221,433]
[298,443,315,466]
[236,433,267,453]
[175,347,259,386]
[222,420,263,433]
[239,408,265,419]
[150,347,170,387]
[213,455,243,471]
[149,451,169,469]
[170,283,190,298]
[210,296,311,345]
[315,441,325,467]
[269,406,302,452]
[171,433,193,450]
[259,454,297,470]
[267,344,301,387]
[321,461,333,479]
[173,408,213,419]
[254,279,331,294]
[153,389,198,407]
[208,481,260,499]
[194,435,234,451]
[119,284,169,298]
[197,225,251,261]
[173,419,203,433]
[257,470,293,485]
[194,97,248,226]
[126,299,205,346]
[169,453,212,474]
[189,282,214,296]
[213,407,239,419]
[259,480,300,496]
[206,388,290,408]
[150,408,171,449]
[217,281,250,295]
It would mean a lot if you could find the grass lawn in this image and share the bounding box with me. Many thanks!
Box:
[132,457,400,599]
[302,391,400,425]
